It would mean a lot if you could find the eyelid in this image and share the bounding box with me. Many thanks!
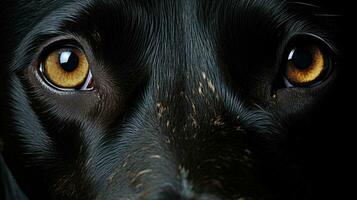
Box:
[38,40,84,61]
[290,33,338,54]
[39,63,94,91]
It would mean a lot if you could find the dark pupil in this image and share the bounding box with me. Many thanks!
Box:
[59,50,79,72]
[291,47,313,70]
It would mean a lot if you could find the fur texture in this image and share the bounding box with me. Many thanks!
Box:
[0,0,350,199]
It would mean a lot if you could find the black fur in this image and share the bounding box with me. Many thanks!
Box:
[0,0,350,199]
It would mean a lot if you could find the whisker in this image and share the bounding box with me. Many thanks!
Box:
[288,2,320,8]
[314,14,342,17]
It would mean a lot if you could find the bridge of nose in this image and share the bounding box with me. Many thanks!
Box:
[149,0,224,127]
[99,1,262,199]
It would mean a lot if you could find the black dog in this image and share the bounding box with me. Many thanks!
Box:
[0,0,349,199]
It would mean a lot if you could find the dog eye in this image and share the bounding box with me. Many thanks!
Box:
[283,36,333,87]
[39,46,93,90]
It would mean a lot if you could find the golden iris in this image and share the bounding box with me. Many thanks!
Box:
[42,47,89,88]
[286,45,325,86]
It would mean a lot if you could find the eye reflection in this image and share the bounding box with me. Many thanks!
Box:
[285,44,328,87]
[39,46,93,91]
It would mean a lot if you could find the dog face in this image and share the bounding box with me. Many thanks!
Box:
[0,0,347,199]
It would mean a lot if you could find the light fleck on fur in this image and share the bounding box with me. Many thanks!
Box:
[212,115,224,126]
[207,79,216,93]
[149,155,161,159]
[108,171,118,184]
[202,72,207,79]
[122,161,128,168]
[156,102,167,119]
[191,102,197,114]
[190,114,198,128]
[198,82,204,95]
[131,169,153,183]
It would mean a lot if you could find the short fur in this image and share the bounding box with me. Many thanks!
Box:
[0,0,350,200]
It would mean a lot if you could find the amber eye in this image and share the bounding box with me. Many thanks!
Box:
[40,46,93,90]
[284,43,330,87]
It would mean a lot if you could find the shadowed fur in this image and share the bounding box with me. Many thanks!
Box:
[0,0,349,200]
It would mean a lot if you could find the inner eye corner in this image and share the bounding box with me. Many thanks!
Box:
[38,41,94,92]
